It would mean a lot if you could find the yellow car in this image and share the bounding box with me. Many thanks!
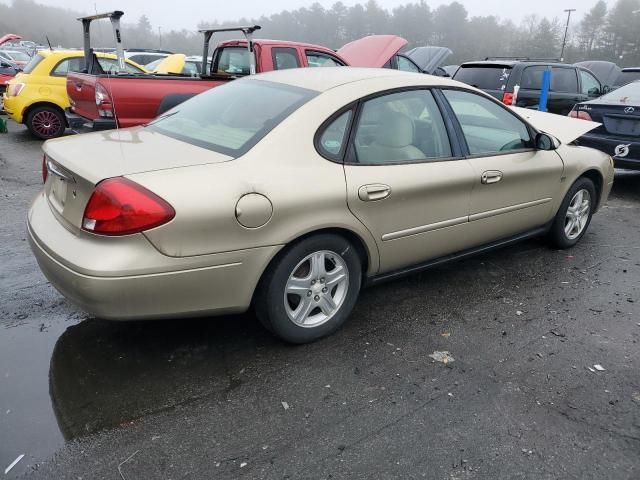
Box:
[2,50,145,139]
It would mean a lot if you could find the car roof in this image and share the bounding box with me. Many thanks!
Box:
[218,38,337,52]
[247,66,463,92]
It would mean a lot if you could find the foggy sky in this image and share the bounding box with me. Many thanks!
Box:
[13,0,592,31]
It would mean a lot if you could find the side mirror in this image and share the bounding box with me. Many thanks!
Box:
[587,87,601,97]
[536,132,560,151]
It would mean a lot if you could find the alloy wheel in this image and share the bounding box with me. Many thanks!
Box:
[564,188,591,240]
[31,110,62,138]
[284,250,349,328]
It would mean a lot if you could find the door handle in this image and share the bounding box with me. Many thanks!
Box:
[358,183,391,201]
[481,170,503,185]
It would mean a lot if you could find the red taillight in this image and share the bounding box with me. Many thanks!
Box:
[82,177,175,236]
[7,82,24,97]
[42,155,48,184]
[95,83,114,118]
[569,109,593,121]
[502,92,514,105]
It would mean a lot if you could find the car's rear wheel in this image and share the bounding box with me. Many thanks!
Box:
[548,177,596,249]
[255,234,362,344]
[26,106,66,139]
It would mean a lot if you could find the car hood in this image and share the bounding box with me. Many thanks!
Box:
[405,46,452,73]
[43,126,232,184]
[153,53,186,74]
[511,106,600,144]
[337,35,408,68]
[0,34,21,47]
[574,61,621,87]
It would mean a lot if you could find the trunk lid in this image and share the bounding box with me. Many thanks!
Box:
[337,35,408,68]
[511,106,600,144]
[405,46,452,74]
[43,126,232,230]
[153,54,186,74]
[67,72,100,121]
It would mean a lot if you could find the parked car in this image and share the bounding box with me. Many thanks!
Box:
[65,14,410,134]
[613,68,640,89]
[337,35,421,72]
[574,61,621,90]
[404,46,453,75]
[124,48,172,66]
[453,59,607,115]
[2,50,146,139]
[570,80,640,170]
[0,49,31,67]
[146,54,210,76]
[29,68,613,343]
[0,58,20,95]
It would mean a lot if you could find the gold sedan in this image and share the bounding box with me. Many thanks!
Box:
[28,68,614,343]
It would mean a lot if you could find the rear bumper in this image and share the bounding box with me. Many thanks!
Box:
[65,108,117,133]
[2,93,22,123]
[579,134,640,171]
[27,192,279,320]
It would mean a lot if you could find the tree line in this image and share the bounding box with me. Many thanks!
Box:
[1,0,640,67]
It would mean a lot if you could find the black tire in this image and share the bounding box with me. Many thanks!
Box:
[255,234,362,344]
[548,177,597,249]
[26,106,66,139]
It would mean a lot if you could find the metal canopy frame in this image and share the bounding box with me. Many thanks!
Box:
[197,25,261,76]
[77,11,125,74]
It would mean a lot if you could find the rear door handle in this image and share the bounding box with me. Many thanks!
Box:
[358,183,391,201]
[481,170,503,185]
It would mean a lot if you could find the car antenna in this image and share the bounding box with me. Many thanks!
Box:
[46,35,53,51]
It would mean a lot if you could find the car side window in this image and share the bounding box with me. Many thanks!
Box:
[318,110,352,160]
[396,55,420,73]
[306,51,344,67]
[98,58,144,74]
[520,66,545,89]
[214,47,251,75]
[551,67,579,93]
[273,48,300,70]
[51,57,84,77]
[352,89,452,164]
[443,89,533,155]
[579,70,601,96]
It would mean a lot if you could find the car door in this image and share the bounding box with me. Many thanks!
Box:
[441,89,564,245]
[549,66,582,115]
[338,88,476,273]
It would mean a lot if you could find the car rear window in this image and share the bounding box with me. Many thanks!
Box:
[148,79,318,157]
[22,54,44,74]
[214,47,251,75]
[615,71,640,88]
[453,65,512,90]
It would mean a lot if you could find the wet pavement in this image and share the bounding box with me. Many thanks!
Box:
[1,119,639,479]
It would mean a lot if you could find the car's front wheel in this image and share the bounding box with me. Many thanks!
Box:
[548,177,596,249]
[255,234,362,344]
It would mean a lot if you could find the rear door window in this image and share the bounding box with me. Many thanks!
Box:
[50,57,84,76]
[453,66,512,91]
[551,67,578,93]
[520,66,545,89]
[272,47,300,70]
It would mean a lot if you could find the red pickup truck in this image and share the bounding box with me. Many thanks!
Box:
[65,11,413,135]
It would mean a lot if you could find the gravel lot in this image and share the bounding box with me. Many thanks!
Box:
[1,119,639,479]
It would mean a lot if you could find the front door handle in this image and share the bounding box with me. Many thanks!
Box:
[481,170,503,185]
[358,183,391,201]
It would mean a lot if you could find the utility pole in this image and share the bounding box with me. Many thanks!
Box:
[158,26,162,49]
[560,8,576,62]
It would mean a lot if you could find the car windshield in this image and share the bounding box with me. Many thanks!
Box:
[615,71,640,88]
[6,51,30,61]
[148,79,318,156]
[600,81,640,103]
[453,65,512,90]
